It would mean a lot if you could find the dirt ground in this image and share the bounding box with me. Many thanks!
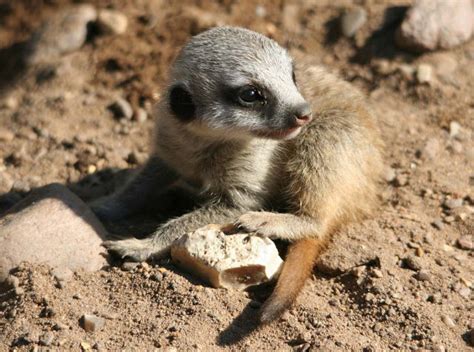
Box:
[0,0,473,351]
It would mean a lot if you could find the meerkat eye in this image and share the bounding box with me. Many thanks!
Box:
[239,86,264,104]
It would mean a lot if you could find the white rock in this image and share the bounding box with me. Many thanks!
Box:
[0,184,107,282]
[396,0,474,52]
[97,9,128,35]
[449,121,461,138]
[416,64,434,84]
[27,5,97,64]
[171,224,283,290]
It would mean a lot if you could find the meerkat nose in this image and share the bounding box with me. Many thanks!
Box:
[293,103,312,126]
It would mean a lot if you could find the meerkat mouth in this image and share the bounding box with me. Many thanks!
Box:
[253,126,302,140]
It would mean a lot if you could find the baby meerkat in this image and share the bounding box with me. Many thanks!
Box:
[93,26,383,323]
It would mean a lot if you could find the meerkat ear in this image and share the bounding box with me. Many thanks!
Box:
[169,83,196,122]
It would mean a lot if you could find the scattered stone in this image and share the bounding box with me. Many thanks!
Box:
[396,0,474,52]
[414,270,431,282]
[0,129,15,142]
[53,322,68,331]
[52,267,74,283]
[416,64,434,84]
[416,247,424,257]
[427,293,442,304]
[11,180,31,193]
[340,7,367,37]
[81,314,105,332]
[97,9,128,35]
[398,64,415,80]
[459,287,471,299]
[39,333,54,346]
[27,5,97,64]
[444,198,463,210]
[449,121,462,139]
[0,184,107,282]
[133,108,148,123]
[150,272,163,282]
[109,98,133,120]
[457,236,473,250]
[171,224,283,290]
[383,167,396,183]
[442,315,456,328]
[81,341,92,351]
[422,137,439,159]
[432,218,444,230]
[371,269,384,278]
[121,262,139,271]
[403,256,422,271]
[394,174,408,187]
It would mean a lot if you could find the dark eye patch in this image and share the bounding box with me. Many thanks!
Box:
[169,84,196,122]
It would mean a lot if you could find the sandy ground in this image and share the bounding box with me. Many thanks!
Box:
[0,0,473,351]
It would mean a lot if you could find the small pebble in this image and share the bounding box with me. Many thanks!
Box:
[341,7,367,37]
[403,256,422,271]
[432,219,444,230]
[415,247,424,257]
[371,269,384,278]
[121,262,139,271]
[457,236,473,250]
[39,333,54,346]
[81,314,105,332]
[109,98,133,120]
[449,121,461,138]
[414,270,431,282]
[458,287,471,298]
[150,272,163,282]
[416,64,434,84]
[97,9,128,35]
[134,108,148,123]
[394,174,408,187]
[383,167,396,183]
[442,315,456,328]
[444,198,463,209]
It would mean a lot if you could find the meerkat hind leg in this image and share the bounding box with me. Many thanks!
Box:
[91,156,179,222]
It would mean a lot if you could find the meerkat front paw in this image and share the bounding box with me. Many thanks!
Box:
[234,211,282,239]
[103,238,165,262]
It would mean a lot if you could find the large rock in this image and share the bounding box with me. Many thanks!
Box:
[396,0,474,52]
[171,225,283,290]
[0,183,107,282]
[26,4,97,64]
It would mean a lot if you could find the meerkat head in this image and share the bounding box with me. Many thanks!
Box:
[166,26,312,141]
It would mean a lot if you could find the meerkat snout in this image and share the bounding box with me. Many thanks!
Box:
[292,102,312,127]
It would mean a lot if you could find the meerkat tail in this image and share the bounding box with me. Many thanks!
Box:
[259,237,326,324]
